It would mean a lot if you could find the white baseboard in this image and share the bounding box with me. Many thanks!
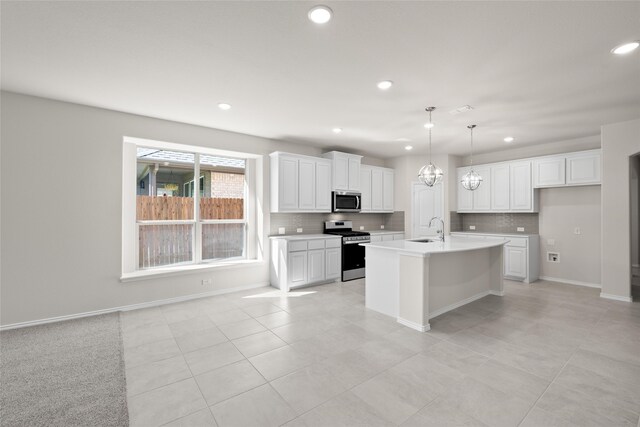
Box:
[0,282,270,331]
[600,292,633,303]
[428,290,493,319]
[397,317,430,332]
[539,276,601,289]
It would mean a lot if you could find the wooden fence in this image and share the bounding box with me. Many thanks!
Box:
[136,196,243,220]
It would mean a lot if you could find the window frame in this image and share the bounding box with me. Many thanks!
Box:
[122,136,261,280]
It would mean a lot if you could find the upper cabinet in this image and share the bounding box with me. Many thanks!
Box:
[458,161,537,213]
[322,151,362,191]
[533,150,600,188]
[270,152,332,213]
[361,165,394,213]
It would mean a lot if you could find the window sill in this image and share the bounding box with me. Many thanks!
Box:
[120,259,264,283]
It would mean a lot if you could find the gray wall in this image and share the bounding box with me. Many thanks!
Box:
[269,212,404,236]
[601,118,640,299]
[0,91,387,326]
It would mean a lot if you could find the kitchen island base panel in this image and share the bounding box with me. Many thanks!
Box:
[365,240,505,333]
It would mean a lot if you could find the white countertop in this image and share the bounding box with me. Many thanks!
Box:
[269,234,340,241]
[362,236,509,256]
[450,231,538,238]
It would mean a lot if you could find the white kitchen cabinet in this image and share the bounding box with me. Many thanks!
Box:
[323,151,362,191]
[315,159,332,211]
[360,167,372,211]
[325,247,341,280]
[510,161,534,211]
[566,150,601,186]
[360,165,394,213]
[370,235,382,243]
[450,232,539,283]
[504,246,527,279]
[371,168,384,211]
[533,156,565,188]
[270,236,342,291]
[382,234,394,242]
[491,164,510,211]
[288,251,307,286]
[472,165,492,211]
[270,152,332,213]
[298,158,316,211]
[383,170,394,211]
[457,167,473,212]
[307,249,325,283]
[392,233,405,240]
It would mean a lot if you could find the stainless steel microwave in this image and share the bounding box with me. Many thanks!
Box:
[332,191,361,213]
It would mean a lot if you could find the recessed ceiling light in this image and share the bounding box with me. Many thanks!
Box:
[308,5,332,24]
[611,41,639,55]
[405,145,413,151]
[218,103,231,110]
[332,127,342,134]
[377,80,393,90]
[424,122,434,129]
[504,136,515,143]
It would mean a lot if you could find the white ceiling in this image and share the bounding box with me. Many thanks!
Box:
[2,1,639,158]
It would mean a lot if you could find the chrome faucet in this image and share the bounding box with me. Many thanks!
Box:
[428,217,445,242]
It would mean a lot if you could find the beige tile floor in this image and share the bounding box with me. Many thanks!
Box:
[121,279,640,427]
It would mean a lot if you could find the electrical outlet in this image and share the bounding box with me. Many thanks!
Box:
[469,225,476,230]
[547,239,555,246]
[278,227,285,235]
[574,227,581,235]
[517,227,525,232]
[202,279,212,286]
[380,225,385,229]
[547,252,560,263]
[359,226,364,230]
[296,228,303,233]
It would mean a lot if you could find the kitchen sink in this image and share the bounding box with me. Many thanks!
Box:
[408,238,438,243]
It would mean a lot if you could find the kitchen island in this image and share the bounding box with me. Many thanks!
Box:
[362,236,508,332]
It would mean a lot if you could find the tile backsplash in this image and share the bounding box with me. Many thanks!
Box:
[270,211,405,235]
[449,211,539,234]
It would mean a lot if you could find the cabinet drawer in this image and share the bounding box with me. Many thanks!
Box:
[393,233,405,240]
[288,241,308,252]
[505,237,527,248]
[325,238,341,248]
[308,240,326,250]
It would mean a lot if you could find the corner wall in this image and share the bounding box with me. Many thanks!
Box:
[601,118,640,300]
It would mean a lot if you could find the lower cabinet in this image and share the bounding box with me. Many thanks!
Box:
[451,233,539,283]
[371,232,404,242]
[271,236,342,291]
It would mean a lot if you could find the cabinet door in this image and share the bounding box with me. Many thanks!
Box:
[566,151,601,185]
[288,251,307,286]
[360,167,372,212]
[315,160,332,211]
[533,156,565,187]
[382,234,394,242]
[472,165,491,211]
[298,158,316,211]
[348,157,361,191]
[510,161,533,211]
[371,168,384,211]
[325,247,341,280]
[393,233,404,240]
[333,155,349,191]
[307,249,325,283]
[504,246,527,278]
[383,170,394,211]
[279,157,299,211]
[491,164,510,211]
[457,168,473,212]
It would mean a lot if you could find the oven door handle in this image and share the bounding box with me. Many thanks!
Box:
[343,240,370,245]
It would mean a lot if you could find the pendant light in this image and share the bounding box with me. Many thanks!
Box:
[461,124,483,191]
[418,107,444,187]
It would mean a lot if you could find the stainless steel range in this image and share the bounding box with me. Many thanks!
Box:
[324,220,370,281]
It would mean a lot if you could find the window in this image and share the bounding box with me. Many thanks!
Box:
[130,143,250,271]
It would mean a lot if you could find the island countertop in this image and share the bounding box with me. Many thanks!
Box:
[361,236,509,256]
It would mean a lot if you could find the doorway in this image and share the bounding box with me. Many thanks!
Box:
[631,154,640,300]
[411,182,444,238]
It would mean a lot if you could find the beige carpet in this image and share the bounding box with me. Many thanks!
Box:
[0,313,129,427]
